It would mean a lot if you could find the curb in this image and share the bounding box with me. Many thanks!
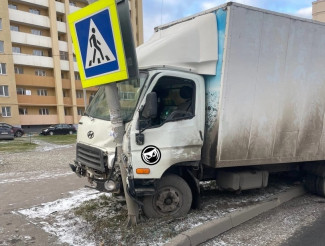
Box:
[165,185,306,246]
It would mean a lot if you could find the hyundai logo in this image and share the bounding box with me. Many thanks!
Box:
[87,131,94,139]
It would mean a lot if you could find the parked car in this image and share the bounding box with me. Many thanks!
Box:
[0,124,14,140]
[40,124,77,135]
[0,123,24,137]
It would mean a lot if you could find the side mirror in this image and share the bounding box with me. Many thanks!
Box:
[141,92,157,119]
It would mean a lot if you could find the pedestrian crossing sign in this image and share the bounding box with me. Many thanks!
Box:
[68,0,128,88]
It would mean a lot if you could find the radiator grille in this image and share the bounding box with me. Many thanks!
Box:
[76,143,107,172]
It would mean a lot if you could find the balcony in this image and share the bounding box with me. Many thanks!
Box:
[75,80,98,91]
[17,95,57,106]
[69,6,80,14]
[62,79,71,89]
[13,54,54,68]
[17,0,49,8]
[57,21,67,33]
[75,80,83,90]
[20,115,59,125]
[9,9,50,29]
[65,116,74,124]
[76,98,85,106]
[11,31,52,49]
[55,1,65,14]
[63,97,72,105]
[59,41,68,52]
[15,74,55,88]
[74,62,79,72]
[60,60,69,71]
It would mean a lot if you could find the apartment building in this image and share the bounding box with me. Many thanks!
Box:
[0,0,143,131]
[313,0,325,21]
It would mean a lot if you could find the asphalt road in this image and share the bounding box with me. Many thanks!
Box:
[281,212,325,246]
[0,143,87,246]
[203,194,325,246]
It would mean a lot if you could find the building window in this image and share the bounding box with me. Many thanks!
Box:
[35,69,46,76]
[29,9,40,15]
[10,25,19,32]
[0,85,9,97]
[31,29,42,35]
[17,88,26,95]
[37,89,47,96]
[73,55,77,62]
[12,46,21,53]
[75,72,80,80]
[14,66,23,74]
[8,4,17,10]
[69,1,76,7]
[2,107,11,117]
[39,108,49,115]
[0,41,3,53]
[0,19,2,30]
[64,108,69,115]
[33,50,43,56]
[120,92,135,100]
[63,90,69,97]
[77,108,83,115]
[19,108,28,115]
[0,63,6,75]
[60,51,68,61]
[76,90,83,98]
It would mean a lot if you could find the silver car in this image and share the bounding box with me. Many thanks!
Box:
[0,125,14,140]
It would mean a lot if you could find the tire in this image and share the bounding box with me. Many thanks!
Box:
[316,176,325,197]
[15,131,23,137]
[143,174,192,218]
[305,174,317,194]
[49,131,54,136]
[69,130,73,135]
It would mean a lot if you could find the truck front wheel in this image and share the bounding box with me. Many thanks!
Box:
[143,174,192,218]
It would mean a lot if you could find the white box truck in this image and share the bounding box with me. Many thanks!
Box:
[70,2,325,218]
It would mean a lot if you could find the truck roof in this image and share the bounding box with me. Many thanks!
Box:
[137,2,325,75]
[155,2,325,32]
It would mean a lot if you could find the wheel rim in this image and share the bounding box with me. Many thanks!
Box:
[154,187,182,214]
[69,131,73,135]
[50,132,53,135]
[16,132,22,137]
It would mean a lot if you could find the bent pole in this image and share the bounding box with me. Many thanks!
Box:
[104,83,139,226]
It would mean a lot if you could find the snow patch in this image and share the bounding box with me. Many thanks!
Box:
[33,140,73,152]
[17,188,107,246]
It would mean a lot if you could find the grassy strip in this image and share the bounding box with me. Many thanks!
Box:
[0,138,37,153]
[35,135,77,145]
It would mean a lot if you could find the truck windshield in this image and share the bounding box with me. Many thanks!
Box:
[85,72,148,122]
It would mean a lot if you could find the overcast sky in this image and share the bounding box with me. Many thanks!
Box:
[142,0,314,42]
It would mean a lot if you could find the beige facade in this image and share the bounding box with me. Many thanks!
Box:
[313,0,325,21]
[0,0,143,129]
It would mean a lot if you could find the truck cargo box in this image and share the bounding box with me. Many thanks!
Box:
[138,3,325,168]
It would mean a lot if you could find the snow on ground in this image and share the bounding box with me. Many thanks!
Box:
[33,140,73,152]
[13,177,297,246]
[0,171,73,184]
[16,188,107,246]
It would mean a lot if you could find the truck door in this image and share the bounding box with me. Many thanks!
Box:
[130,71,205,179]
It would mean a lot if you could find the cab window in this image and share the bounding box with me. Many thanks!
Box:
[150,76,195,126]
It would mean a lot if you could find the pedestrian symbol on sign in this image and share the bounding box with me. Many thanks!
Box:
[85,19,116,69]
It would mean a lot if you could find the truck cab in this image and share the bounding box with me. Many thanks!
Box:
[72,68,206,217]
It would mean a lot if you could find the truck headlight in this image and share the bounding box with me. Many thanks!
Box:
[107,154,115,169]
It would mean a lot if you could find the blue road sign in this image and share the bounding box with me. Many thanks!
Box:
[75,9,119,79]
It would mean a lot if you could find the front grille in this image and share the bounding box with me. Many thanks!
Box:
[76,143,107,172]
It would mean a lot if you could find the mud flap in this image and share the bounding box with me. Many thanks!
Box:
[184,169,201,210]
